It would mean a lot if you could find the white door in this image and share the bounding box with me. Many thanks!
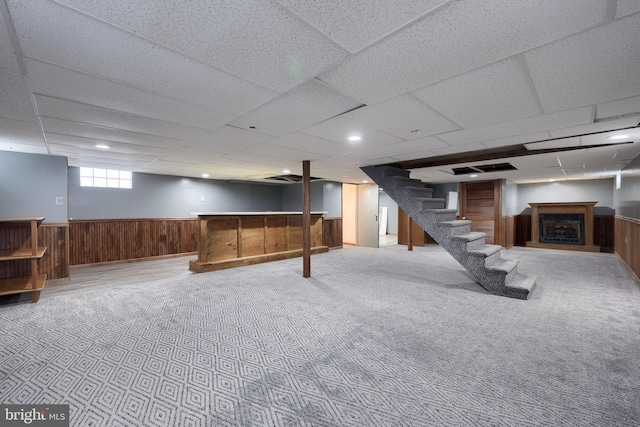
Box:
[357,183,379,248]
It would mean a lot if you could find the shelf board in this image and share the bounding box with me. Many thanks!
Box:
[0,274,47,296]
[0,247,47,261]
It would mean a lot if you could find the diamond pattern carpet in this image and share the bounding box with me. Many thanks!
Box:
[1,245,639,426]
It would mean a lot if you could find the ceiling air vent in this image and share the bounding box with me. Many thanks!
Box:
[475,163,518,173]
[452,163,517,175]
[452,166,481,175]
[264,174,321,183]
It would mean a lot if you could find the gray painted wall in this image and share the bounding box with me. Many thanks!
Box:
[378,191,398,234]
[281,181,324,213]
[281,181,342,217]
[516,179,615,215]
[0,150,68,223]
[69,167,284,219]
[614,154,640,219]
[322,182,342,218]
[503,180,519,216]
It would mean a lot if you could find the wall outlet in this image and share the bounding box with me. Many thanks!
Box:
[55,197,64,206]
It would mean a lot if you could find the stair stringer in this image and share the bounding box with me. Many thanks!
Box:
[362,165,535,299]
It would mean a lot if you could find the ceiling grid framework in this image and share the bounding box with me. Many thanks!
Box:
[0,0,637,184]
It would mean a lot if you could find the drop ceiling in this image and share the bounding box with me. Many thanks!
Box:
[0,0,639,185]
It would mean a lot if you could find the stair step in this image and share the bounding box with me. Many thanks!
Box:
[486,258,519,275]
[506,273,537,293]
[405,187,434,198]
[420,209,457,223]
[392,176,423,188]
[451,231,486,242]
[438,220,472,236]
[468,244,502,258]
[414,198,446,210]
[452,231,486,249]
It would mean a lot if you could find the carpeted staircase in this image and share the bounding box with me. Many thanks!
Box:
[362,165,536,299]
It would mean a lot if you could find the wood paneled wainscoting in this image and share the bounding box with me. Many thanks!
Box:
[322,218,343,249]
[500,216,517,249]
[69,218,198,266]
[615,216,640,281]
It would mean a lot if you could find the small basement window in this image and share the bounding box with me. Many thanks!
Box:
[80,167,132,188]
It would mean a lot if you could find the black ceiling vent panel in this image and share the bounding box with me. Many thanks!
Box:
[264,174,321,183]
[452,166,481,175]
[475,163,518,173]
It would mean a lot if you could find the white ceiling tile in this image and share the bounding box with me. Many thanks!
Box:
[358,137,448,159]
[581,127,640,145]
[45,133,171,156]
[0,143,47,155]
[595,96,640,120]
[439,106,594,146]
[0,117,43,146]
[66,157,148,170]
[52,0,347,93]
[140,160,197,173]
[616,0,640,17]
[269,133,353,157]
[275,0,451,53]
[319,0,609,104]
[35,95,208,141]
[221,151,292,168]
[548,115,640,139]
[524,137,581,151]
[0,69,37,123]
[525,13,640,113]
[430,142,486,155]
[26,59,232,130]
[300,116,402,148]
[41,117,185,149]
[187,126,274,153]
[482,132,550,149]
[0,13,20,75]
[160,148,225,164]
[346,95,459,139]
[230,80,362,137]
[47,143,159,162]
[392,149,440,162]
[9,0,277,116]
[413,58,541,128]
[245,143,327,162]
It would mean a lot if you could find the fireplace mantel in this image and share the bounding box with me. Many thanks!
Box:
[526,202,600,252]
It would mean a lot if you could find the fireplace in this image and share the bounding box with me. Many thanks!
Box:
[539,213,585,245]
[526,202,600,252]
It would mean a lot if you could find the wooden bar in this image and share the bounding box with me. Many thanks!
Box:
[190,212,329,273]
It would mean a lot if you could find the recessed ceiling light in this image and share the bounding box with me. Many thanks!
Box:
[608,134,629,140]
[348,136,362,142]
[469,174,478,178]
[95,144,110,149]
[202,173,209,178]
[283,169,291,174]
[548,179,556,182]
[362,180,368,183]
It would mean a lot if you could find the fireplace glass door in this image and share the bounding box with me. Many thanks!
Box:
[539,213,585,245]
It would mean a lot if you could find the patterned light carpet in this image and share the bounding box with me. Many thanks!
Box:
[1,244,639,426]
